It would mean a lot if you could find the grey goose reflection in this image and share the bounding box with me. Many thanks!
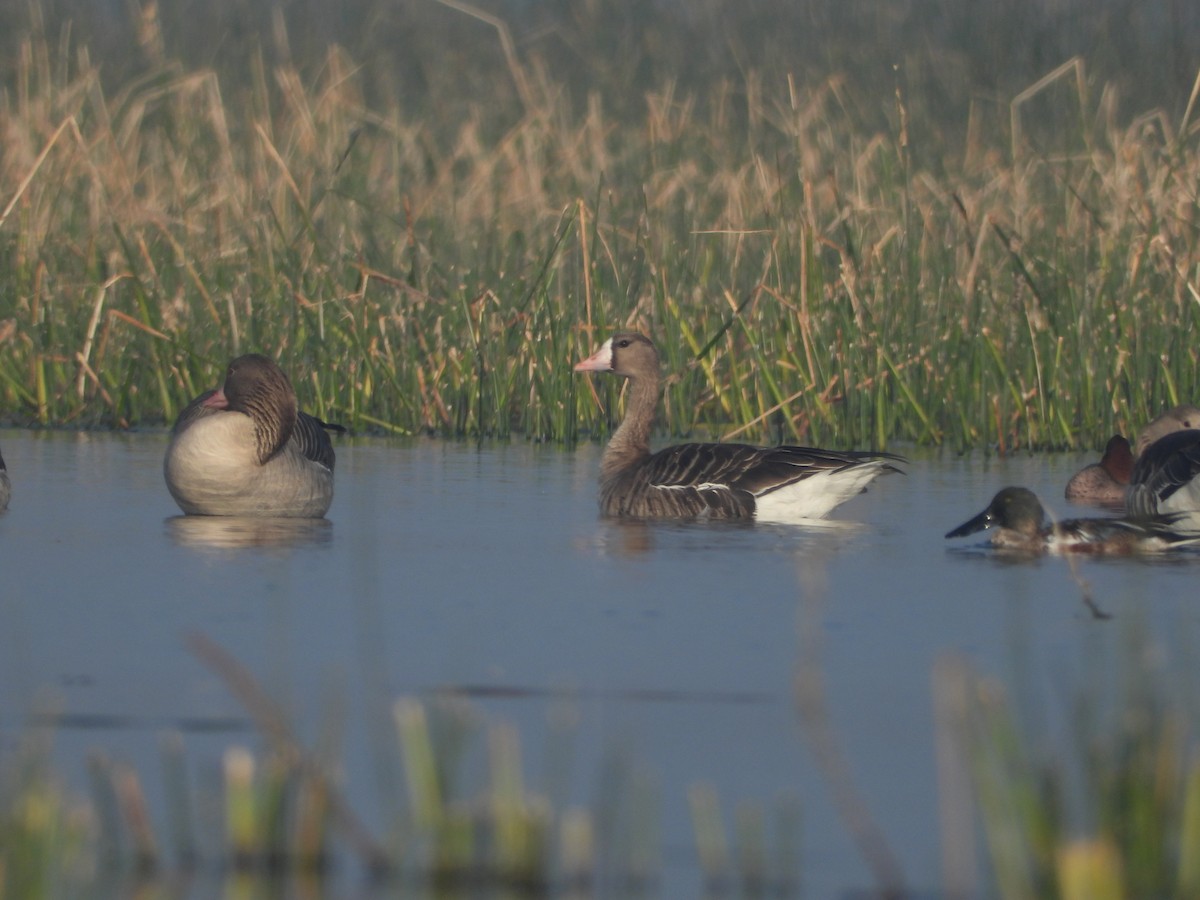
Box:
[574,332,903,521]
[164,354,338,518]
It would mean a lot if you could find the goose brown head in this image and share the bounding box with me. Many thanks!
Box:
[203,354,298,464]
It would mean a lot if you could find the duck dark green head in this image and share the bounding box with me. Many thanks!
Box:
[945,486,1046,539]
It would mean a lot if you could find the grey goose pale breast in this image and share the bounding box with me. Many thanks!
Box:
[164,354,338,518]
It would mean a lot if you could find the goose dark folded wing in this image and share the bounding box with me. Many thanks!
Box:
[1127,429,1200,517]
[641,443,764,487]
[728,445,904,497]
[293,412,338,471]
[641,443,902,495]
[602,443,758,517]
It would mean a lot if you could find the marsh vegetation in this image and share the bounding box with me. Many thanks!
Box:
[4,1,1200,896]
[2,0,1199,449]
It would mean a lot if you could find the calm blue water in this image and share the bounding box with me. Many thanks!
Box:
[0,429,1197,897]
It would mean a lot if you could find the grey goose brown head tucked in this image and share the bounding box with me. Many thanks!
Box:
[0,444,9,510]
[164,354,338,518]
[574,332,903,521]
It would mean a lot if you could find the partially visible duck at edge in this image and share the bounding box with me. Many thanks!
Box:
[1134,404,1200,456]
[947,486,1200,555]
[0,444,10,510]
[1125,404,1200,518]
[164,354,339,518]
[1064,434,1133,506]
[574,332,903,522]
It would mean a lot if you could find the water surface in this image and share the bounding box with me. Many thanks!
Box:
[1,429,1197,896]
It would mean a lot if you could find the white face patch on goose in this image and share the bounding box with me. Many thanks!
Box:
[573,338,614,373]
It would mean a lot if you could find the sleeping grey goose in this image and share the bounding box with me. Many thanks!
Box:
[574,332,903,521]
[164,354,337,518]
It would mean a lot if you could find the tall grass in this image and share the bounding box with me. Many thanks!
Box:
[938,638,1200,900]
[1,6,1199,449]
[0,732,92,898]
[0,635,799,897]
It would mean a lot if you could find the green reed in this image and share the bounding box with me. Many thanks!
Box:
[938,636,1200,900]
[0,629,803,896]
[688,782,801,895]
[1,12,1199,450]
[0,643,672,897]
[0,733,91,898]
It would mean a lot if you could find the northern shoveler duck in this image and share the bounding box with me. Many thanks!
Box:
[0,443,9,510]
[1064,434,1133,505]
[946,486,1200,555]
[164,354,339,518]
[574,332,903,521]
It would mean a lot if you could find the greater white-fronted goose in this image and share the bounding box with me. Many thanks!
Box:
[0,444,10,510]
[164,354,337,518]
[1064,434,1133,506]
[574,332,903,521]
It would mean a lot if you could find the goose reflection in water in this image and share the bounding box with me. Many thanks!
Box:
[164,515,333,550]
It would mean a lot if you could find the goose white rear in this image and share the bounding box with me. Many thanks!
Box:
[752,461,896,523]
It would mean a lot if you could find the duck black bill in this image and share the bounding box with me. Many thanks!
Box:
[945,508,993,539]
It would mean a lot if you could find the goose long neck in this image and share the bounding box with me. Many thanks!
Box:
[601,370,659,480]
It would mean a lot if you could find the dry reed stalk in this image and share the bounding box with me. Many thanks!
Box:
[0,116,73,229]
[187,633,393,874]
